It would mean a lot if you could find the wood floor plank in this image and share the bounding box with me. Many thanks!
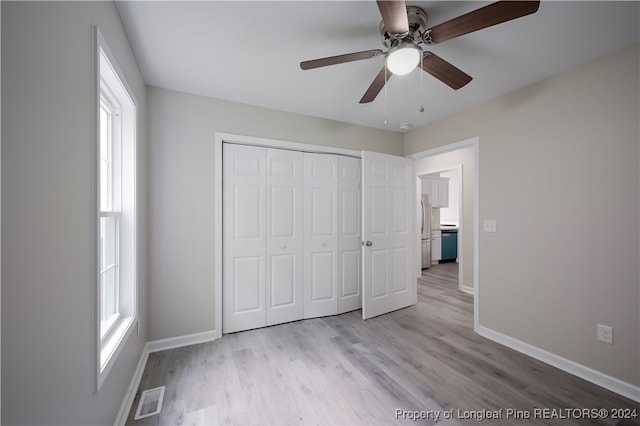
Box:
[126,263,639,425]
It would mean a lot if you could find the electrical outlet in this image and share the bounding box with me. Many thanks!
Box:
[483,219,497,233]
[597,324,613,344]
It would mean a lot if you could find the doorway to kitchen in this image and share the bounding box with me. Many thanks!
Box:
[418,165,465,289]
[410,137,479,329]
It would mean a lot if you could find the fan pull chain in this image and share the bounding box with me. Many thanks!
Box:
[419,53,425,113]
[384,66,388,125]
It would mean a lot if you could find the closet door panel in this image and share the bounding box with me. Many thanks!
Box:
[266,148,304,326]
[310,252,335,300]
[232,256,263,312]
[270,186,295,238]
[304,153,338,318]
[341,250,360,297]
[311,188,334,235]
[269,254,295,306]
[223,144,266,333]
[338,156,362,313]
[233,186,262,239]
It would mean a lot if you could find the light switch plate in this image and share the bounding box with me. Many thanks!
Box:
[483,219,497,233]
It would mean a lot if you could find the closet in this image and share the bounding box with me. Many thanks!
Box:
[222,143,361,333]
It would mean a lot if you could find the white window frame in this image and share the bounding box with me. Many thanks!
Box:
[99,92,122,342]
[94,27,138,392]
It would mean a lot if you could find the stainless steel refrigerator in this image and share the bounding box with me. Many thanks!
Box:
[421,194,432,269]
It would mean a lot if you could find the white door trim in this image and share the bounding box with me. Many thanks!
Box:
[216,133,362,157]
[408,136,480,333]
[214,132,362,335]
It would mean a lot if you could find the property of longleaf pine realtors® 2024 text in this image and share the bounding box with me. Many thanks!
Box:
[395,408,638,422]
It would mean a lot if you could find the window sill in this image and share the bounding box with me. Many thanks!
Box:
[101,312,121,341]
[98,315,136,390]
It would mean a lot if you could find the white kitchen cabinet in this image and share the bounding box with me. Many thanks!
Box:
[422,177,450,208]
[431,230,442,264]
[437,178,449,208]
[421,178,432,204]
[430,180,440,206]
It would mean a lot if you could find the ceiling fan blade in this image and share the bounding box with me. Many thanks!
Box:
[377,0,409,35]
[425,1,540,44]
[360,67,392,104]
[421,52,472,90]
[300,49,383,70]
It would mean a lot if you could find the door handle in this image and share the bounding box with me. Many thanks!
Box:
[362,240,373,247]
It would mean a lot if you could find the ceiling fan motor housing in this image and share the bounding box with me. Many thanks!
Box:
[380,6,428,47]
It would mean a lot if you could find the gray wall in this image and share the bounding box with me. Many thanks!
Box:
[2,2,147,424]
[147,87,403,341]
[405,44,639,387]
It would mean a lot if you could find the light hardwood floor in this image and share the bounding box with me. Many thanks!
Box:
[126,263,639,425]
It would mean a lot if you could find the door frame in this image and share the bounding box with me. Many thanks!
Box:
[409,136,480,332]
[214,132,363,337]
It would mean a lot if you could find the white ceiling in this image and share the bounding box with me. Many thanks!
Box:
[116,1,639,133]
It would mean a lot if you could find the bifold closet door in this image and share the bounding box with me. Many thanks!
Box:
[223,145,363,332]
[222,144,266,333]
[304,153,338,318]
[265,148,304,326]
[223,144,304,333]
[337,156,362,314]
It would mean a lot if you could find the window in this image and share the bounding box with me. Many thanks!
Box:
[95,29,137,391]
[100,90,121,341]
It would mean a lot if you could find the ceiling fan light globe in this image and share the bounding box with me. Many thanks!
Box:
[386,45,421,76]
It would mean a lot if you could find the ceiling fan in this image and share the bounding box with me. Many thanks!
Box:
[300,1,540,104]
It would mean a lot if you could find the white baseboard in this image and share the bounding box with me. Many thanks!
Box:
[113,343,150,426]
[113,329,221,426]
[460,285,474,294]
[146,329,221,354]
[476,325,640,403]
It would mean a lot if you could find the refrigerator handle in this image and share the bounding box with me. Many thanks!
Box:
[420,199,424,235]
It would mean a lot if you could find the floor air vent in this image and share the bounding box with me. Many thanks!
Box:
[134,386,165,420]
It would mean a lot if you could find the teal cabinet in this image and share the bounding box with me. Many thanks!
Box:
[441,231,457,261]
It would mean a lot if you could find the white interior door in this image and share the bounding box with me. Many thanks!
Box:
[265,148,304,326]
[362,151,416,319]
[304,153,338,318]
[223,144,266,333]
[337,156,362,314]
